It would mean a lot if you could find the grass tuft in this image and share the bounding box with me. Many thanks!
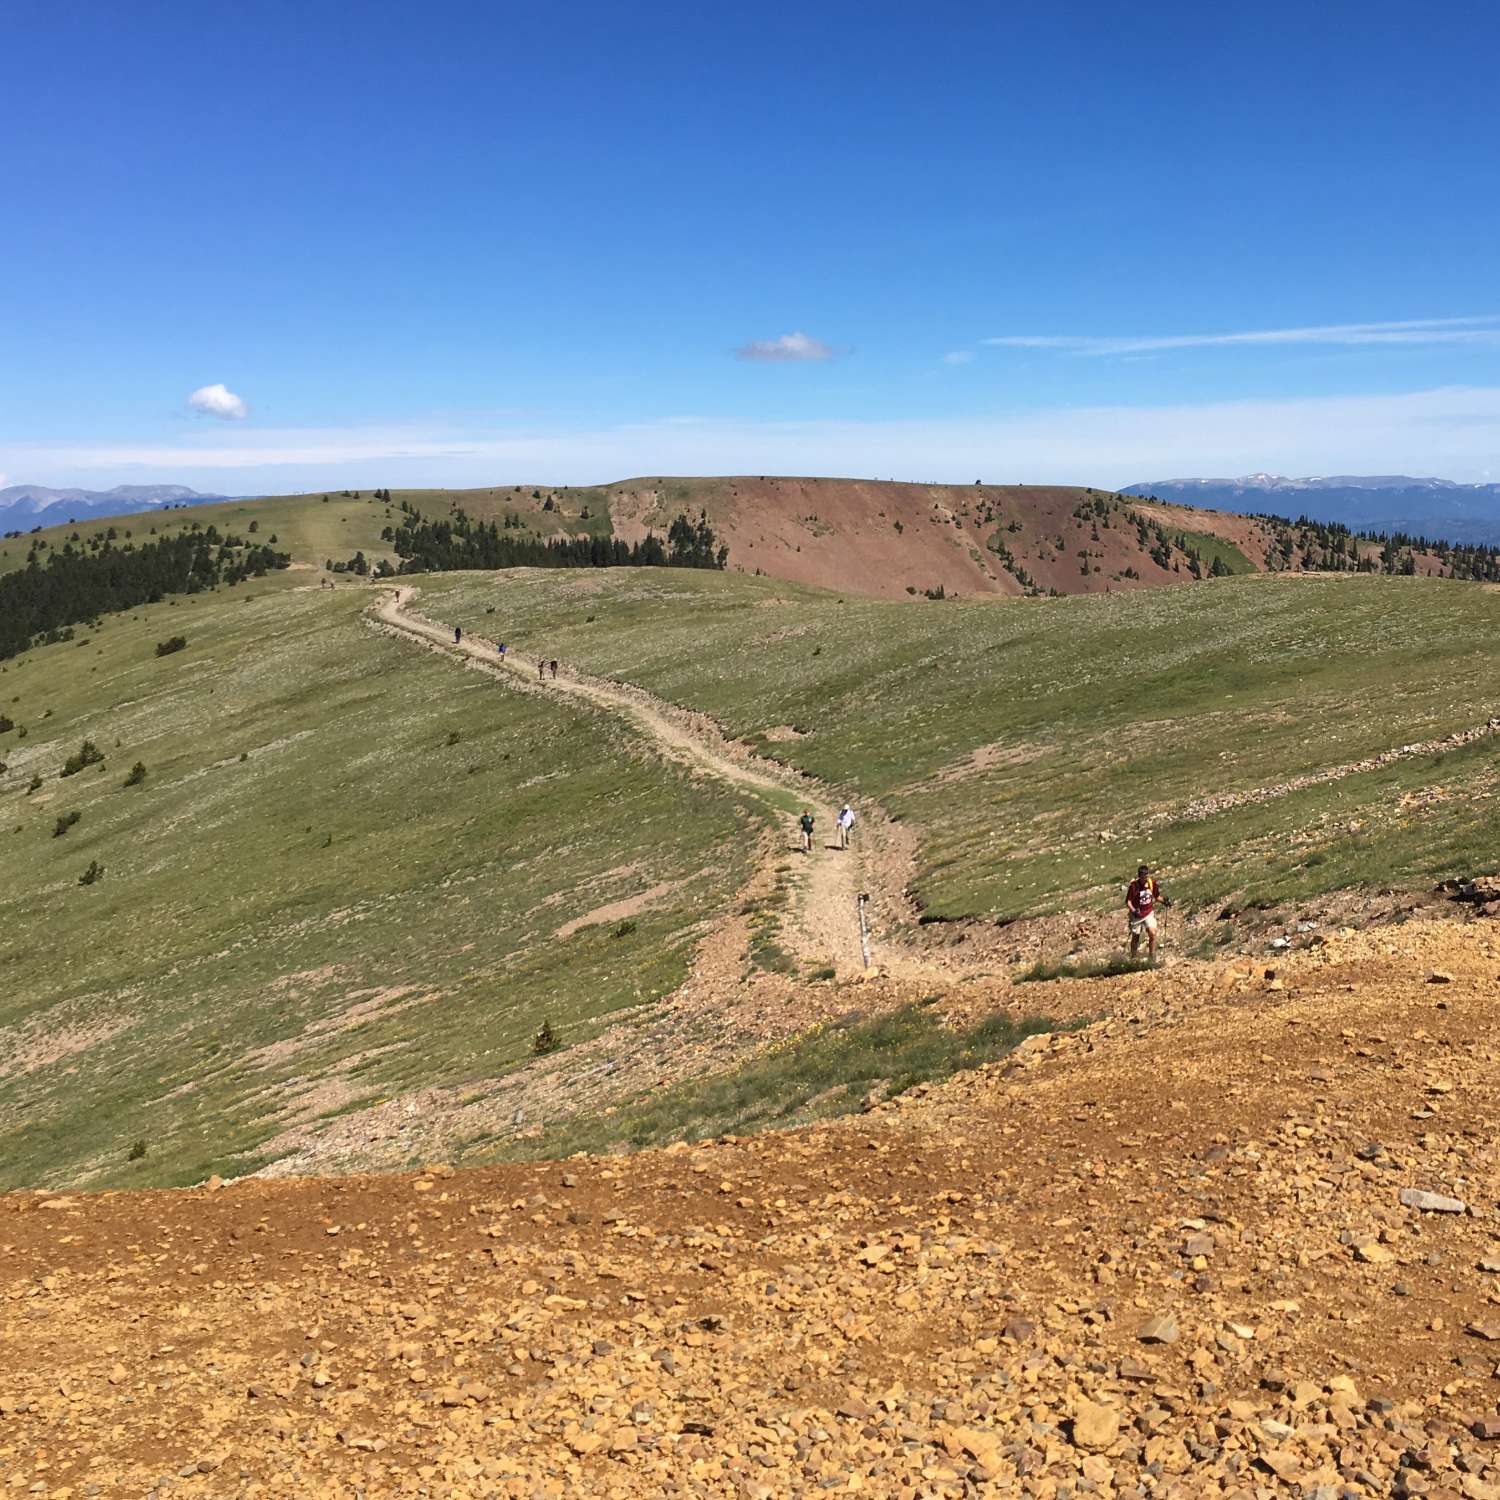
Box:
[503,1003,1074,1160]
[1017,955,1153,983]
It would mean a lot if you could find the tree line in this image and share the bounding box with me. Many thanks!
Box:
[376,504,728,574]
[0,528,290,660]
[1129,492,1500,583]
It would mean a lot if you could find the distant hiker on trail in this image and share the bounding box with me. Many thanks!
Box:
[837,804,856,849]
[538,659,546,681]
[549,659,559,679]
[497,642,508,660]
[1127,864,1166,962]
[799,810,815,853]
[454,625,462,645]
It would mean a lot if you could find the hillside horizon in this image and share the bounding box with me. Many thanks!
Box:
[6,476,1498,620]
[8,468,1500,549]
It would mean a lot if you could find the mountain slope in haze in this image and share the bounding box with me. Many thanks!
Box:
[1125,474,1500,546]
[0,483,230,534]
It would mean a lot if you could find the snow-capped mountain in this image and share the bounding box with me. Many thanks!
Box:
[0,484,232,534]
[1122,475,1500,546]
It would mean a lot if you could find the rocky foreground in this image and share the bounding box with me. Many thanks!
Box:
[5,920,1500,1498]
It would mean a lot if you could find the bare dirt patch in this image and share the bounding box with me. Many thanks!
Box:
[0,1012,133,1082]
[554,877,693,940]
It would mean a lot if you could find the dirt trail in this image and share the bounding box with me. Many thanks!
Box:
[374,586,884,976]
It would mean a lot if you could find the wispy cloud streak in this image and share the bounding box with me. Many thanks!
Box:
[983,316,1500,358]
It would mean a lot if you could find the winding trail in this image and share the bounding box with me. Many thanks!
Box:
[371,586,882,976]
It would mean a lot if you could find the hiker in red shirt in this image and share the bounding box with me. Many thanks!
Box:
[1127,864,1164,961]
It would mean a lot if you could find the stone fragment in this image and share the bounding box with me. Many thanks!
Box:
[1400,1188,1466,1213]
[1260,1448,1301,1480]
[1072,1400,1119,1451]
[1138,1313,1179,1344]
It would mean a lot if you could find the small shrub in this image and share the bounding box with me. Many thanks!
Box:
[78,860,104,885]
[446,729,462,746]
[155,635,187,657]
[27,775,41,793]
[53,810,81,837]
[533,1020,561,1056]
[127,1140,147,1161]
[612,919,638,939]
[0,715,12,734]
[60,739,104,777]
[123,762,147,787]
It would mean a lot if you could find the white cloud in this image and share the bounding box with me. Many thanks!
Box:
[983,315,1500,358]
[187,383,249,420]
[9,385,1500,491]
[735,331,834,363]
[942,350,975,365]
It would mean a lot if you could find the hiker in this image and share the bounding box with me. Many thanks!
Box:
[538,659,545,681]
[799,810,815,853]
[497,642,508,661]
[454,625,462,645]
[1126,864,1166,961]
[549,659,559,679]
[837,803,855,849]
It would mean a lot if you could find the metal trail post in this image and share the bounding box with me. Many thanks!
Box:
[857,893,871,970]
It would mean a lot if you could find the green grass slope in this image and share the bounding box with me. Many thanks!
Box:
[0,582,756,1190]
[423,568,1500,920]
[0,487,609,586]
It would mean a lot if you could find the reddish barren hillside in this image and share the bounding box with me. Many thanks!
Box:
[600,477,1486,601]
[604,477,1231,601]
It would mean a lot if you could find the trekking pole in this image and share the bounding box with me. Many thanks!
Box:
[857,893,871,970]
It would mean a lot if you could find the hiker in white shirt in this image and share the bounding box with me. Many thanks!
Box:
[837,804,856,849]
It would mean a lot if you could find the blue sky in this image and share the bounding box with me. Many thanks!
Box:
[5,0,1500,491]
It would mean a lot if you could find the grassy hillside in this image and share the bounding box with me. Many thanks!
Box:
[0,485,604,589]
[0,582,758,1190]
[423,568,1500,919]
[5,558,1498,1190]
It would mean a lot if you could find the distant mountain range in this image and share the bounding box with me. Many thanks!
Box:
[1122,475,1500,546]
[0,484,232,535]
